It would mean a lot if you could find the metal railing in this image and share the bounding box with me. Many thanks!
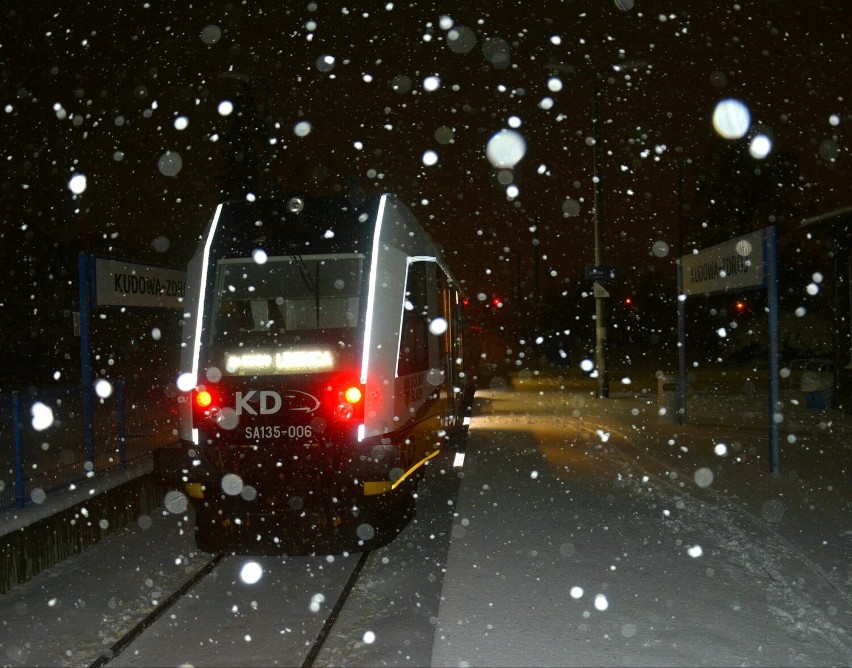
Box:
[1,378,177,510]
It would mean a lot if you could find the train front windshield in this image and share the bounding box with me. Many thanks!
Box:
[209,254,364,376]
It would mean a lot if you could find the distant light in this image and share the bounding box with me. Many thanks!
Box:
[252,249,268,264]
[749,133,772,159]
[580,359,594,372]
[712,98,750,139]
[363,631,376,644]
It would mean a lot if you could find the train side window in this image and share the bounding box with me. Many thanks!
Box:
[398,261,431,376]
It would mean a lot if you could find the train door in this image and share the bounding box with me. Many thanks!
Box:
[443,284,466,429]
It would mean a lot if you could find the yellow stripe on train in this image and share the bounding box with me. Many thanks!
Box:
[362,448,442,495]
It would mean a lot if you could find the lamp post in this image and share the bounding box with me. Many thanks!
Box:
[591,70,609,398]
[590,60,648,399]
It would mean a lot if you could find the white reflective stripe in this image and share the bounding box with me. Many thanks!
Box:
[190,203,223,387]
[357,423,365,442]
[453,452,465,469]
[191,427,199,446]
[361,194,387,385]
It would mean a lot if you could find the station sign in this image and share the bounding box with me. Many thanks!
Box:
[680,230,765,296]
[585,265,620,282]
[93,257,187,308]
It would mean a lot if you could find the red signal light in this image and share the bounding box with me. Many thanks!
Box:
[735,301,746,313]
[491,296,503,308]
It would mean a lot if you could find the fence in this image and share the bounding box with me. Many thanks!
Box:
[0,376,178,510]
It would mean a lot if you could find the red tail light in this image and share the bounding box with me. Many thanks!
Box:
[324,374,364,423]
[193,387,218,419]
[344,386,362,404]
[195,389,213,408]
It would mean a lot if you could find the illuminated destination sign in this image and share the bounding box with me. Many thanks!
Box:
[94,257,187,308]
[680,230,765,296]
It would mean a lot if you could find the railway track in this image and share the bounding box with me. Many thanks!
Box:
[88,550,372,668]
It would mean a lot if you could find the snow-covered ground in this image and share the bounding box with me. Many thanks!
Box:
[431,368,851,667]
[0,362,849,667]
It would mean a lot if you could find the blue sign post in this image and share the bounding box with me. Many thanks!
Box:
[677,226,780,474]
[77,252,188,470]
[78,252,95,464]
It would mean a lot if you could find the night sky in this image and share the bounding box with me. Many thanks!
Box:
[1,0,849,379]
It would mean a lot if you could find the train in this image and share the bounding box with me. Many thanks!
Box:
[161,192,474,554]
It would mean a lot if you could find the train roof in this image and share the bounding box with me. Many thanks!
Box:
[200,192,464,295]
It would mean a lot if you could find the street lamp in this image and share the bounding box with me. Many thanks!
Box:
[590,60,648,398]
